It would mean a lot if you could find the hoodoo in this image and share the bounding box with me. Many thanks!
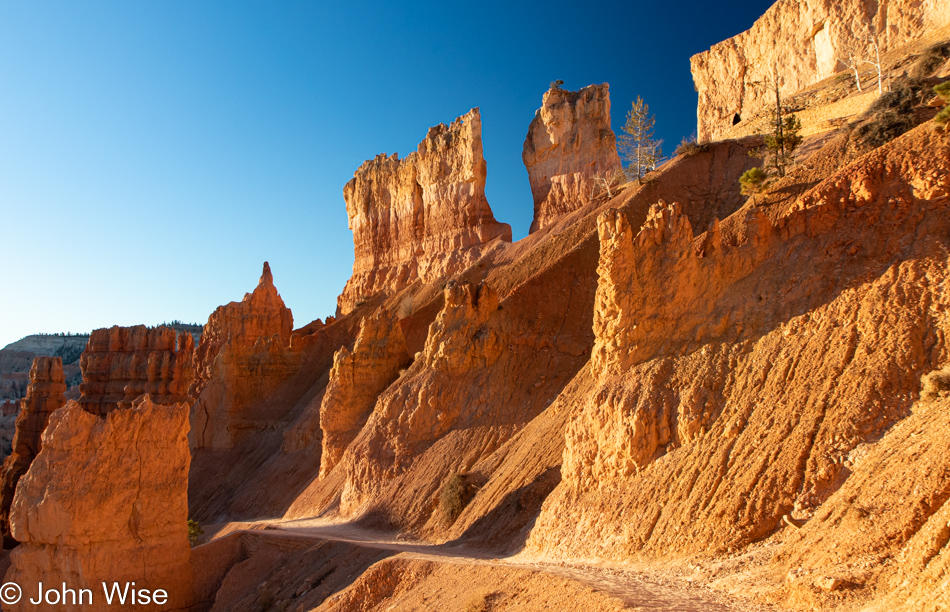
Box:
[6,396,193,611]
[78,325,194,415]
[337,108,511,315]
[191,261,296,450]
[523,83,622,233]
[0,357,66,548]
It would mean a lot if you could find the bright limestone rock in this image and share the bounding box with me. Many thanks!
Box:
[319,307,411,478]
[0,356,66,548]
[78,325,195,416]
[191,262,297,450]
[690,0,950,142]
[523,83,622,234]
[337,108,511,315]
[6,396,193,611]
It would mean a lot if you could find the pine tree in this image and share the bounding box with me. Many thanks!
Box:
[618,97,663,182]
[751,76,802,178]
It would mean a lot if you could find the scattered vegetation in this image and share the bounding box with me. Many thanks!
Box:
[935,82,950,128]
[618,96,664,182]
[910,41,950,79]
[439,471,467,523]
[748,73,803,179]
[188,519,204,547]
[921,366,950,402]
[740,73,803,202]
[591,168,626,199]
[549,79,564,91]
[851,79,922,148]
[463,590,493,612]
[739,167,768,205]
[674,133,707,157]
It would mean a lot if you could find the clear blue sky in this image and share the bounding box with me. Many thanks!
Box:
[0,0,774,349]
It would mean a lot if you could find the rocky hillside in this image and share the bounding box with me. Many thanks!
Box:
[0,0,948,610]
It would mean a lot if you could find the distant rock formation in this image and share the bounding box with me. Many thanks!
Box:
[78,325,194,416]
[690,0,950,141]
[0,357,66,548]
[6,396,193,610]
[191,262,298,450]
[319,307,410,477]
[0,334,87,402]
[523,83,621,233]
[337,108,511,315]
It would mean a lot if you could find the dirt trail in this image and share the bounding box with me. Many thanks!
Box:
[223,517,780,611]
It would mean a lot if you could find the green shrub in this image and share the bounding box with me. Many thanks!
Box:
[439,472,466,523]
[188,519,204,547]
[935,82,950,128]
[936,106,950,126]
[739,167,768,205]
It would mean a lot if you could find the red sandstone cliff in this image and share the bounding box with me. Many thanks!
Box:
[337,108,511,315]
[0,357,66,548]
[523,83,622,233]
[78,324,194,415]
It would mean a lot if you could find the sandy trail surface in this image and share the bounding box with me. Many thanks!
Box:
[220,516,781,611]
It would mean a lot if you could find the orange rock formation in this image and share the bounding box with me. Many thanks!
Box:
[0,357,66,548]
[690,0,950,141]
[78,324,194,415]
[191,262,296,450]
[523,83,621,233]
[6,396,193,610]
[337,108,511,315]
[319,307,410,478]
[527,121,950,584]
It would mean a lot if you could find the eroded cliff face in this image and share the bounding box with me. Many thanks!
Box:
[78,325,194,415]
[191,262,298,450]
[6,396,193,611]
[0,356,66,547]
[523,83,622,234]
[690,0,950,141]
[528,122,950,571]
[319,307,411,477]
[337,108,511,315]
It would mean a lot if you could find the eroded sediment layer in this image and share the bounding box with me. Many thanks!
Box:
[337,108,511,315]
[523,83,621,233]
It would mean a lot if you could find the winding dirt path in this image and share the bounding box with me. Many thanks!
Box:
[228,517,779,612]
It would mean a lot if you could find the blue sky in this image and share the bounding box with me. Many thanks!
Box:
[0,1,774,348]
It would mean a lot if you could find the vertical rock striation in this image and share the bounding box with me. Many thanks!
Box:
[319,307,411,477]
[523,83,622,234]
[191,262,298,450]
[0,356,66,548]
[6,396,193,611]
[337,108,511,315]
[529,122,950,563]
[690,0,950,142]
[78,325,194,415]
